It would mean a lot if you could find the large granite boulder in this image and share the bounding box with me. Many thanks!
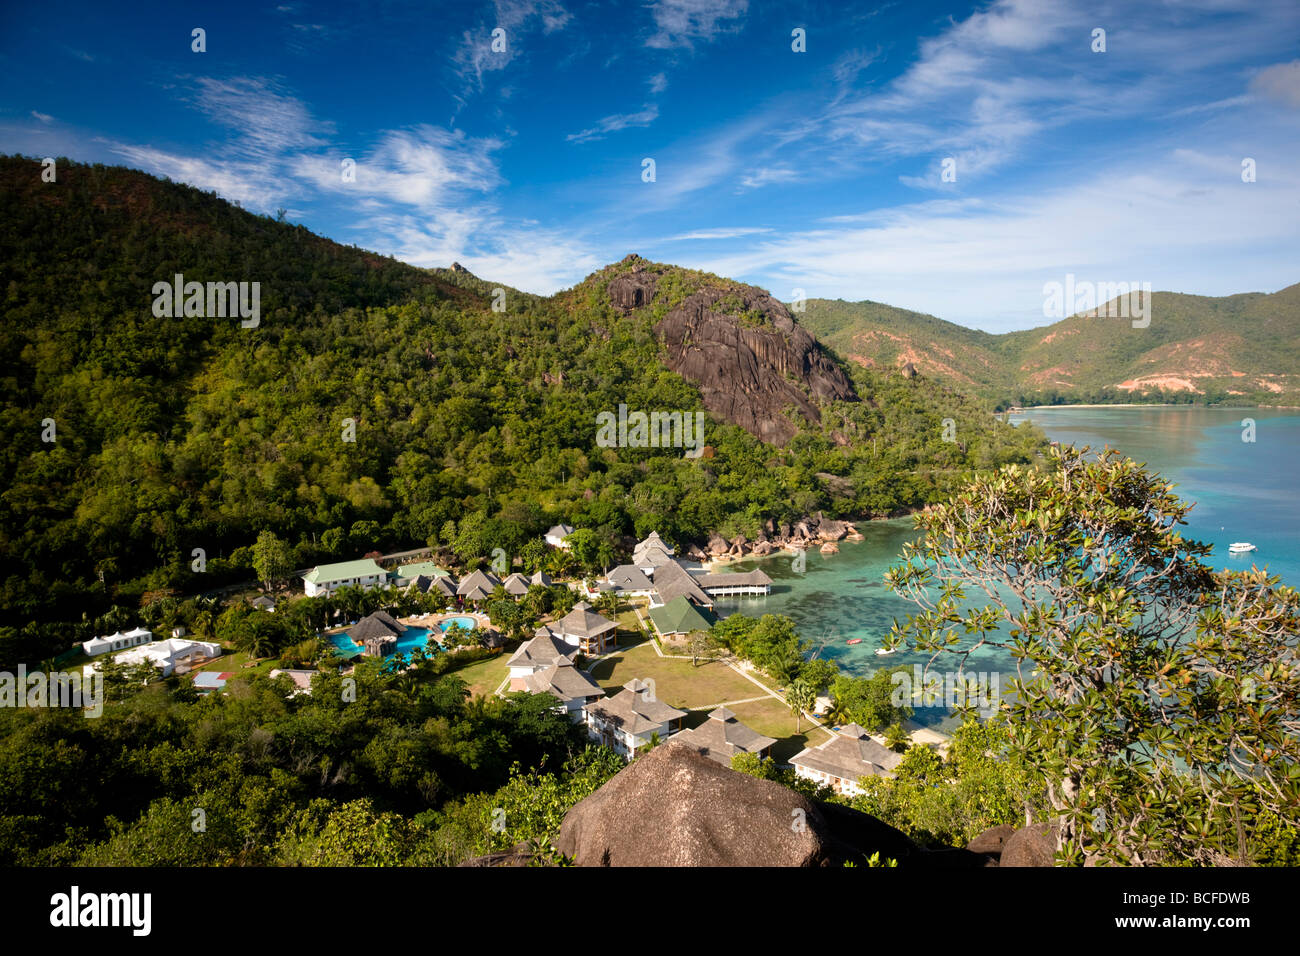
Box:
[555,740,988,867]
[999,823,1059,866]
[608,267,659,311]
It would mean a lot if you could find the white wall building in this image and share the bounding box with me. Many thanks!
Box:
[302,558,388,597]
[82,627,153,658]
[110,639,222,678]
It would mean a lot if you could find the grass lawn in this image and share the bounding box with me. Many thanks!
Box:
[192,649,279,679]
[588,643,761,709]
[725,697,836,765]
[451,652,512,698]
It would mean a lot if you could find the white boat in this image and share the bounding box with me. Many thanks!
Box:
[875,647,899,656]
[1228,542,1257,554]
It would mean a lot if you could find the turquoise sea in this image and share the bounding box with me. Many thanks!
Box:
[714,406,1300,725]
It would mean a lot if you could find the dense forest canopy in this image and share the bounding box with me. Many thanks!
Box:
[0,156,1044,664]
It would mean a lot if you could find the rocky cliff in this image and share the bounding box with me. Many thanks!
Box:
[607,259,858,445]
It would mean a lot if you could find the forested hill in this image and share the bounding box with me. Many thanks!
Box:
[800,284,1300,408]
[0,156,1043,663]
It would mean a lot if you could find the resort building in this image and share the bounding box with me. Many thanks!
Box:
[82,627,153,657]
[269,669,318,696]
[110,638,222,678]
[552,601,618,655]
[647,595,718,638]
[457,569,501,604]
[545,524,575,549]
[646,560,713,609]
[672,707,777,767]
[396,560,450,582]
[632,531,676,572]
[507,631,577,687]
[789,724,903,797]
[605,564,655,596]
[529,570,553,588]
[429,575,459,599]
[584,679,687,758]
[691,568,773,598]
[248,595,276,612]
[302,558,388,597]
[502,572,531,597]
[522,658,605,721]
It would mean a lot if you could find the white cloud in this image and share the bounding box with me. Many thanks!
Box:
[648,72,668,93]
[30,111,53,124]
[294,126,502,206]
[690,145,1300,331]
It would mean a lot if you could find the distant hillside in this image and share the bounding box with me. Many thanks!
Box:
[0,156,1044,662]
[800,285,1300,407]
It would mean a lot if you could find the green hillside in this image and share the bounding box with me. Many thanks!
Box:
[800,284,1300,408]
[0,156,1043,665]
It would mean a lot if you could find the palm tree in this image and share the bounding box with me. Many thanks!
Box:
[787,679,815,733]
[883,721,911,753]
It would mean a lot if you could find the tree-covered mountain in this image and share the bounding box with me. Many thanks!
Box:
[799,284,1300,408]
[0,156,1043,662]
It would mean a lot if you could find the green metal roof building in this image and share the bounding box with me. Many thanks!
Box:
[647,595,718,636]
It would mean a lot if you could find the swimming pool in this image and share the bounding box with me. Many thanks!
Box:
[328,626,440,658]
[439,616,478,633]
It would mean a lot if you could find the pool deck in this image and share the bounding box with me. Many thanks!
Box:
[399,611,490,645]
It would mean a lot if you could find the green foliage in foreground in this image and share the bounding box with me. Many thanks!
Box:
[0,651,602,866]
[849,717,1046,848]
[886,445,1300,865]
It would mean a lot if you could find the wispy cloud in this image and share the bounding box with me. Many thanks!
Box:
[692,144,1300,330]
[190,76,331,161]
[737,166,797,190]
[452,0,572,95]
[646,0,748,49]
[666,227,770,240]
[30,111,53,124]
[566,104,660,143]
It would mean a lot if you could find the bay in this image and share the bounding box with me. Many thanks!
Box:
[712,405,1300,727]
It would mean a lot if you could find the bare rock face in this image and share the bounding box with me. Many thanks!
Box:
[707,532,730,556]
[652,286,857,446]
[608,269,659,311]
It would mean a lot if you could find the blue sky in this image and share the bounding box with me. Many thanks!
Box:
[2,0,1298,331]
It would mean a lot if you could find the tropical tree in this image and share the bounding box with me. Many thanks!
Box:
[883,722,910,753]
[885,445,1300,865]
[787,678,815,733]
[252,530,292,593]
